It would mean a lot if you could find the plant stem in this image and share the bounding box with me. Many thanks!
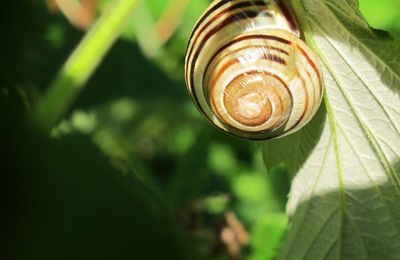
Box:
[34,0,141,132]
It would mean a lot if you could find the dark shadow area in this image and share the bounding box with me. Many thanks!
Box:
[75,39,188,110]
[0,91,200,260]
[0,1,82,92]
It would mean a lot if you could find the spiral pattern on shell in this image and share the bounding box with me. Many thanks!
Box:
[184,0,323,140]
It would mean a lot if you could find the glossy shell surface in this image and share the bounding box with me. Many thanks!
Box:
[185,0,323,140]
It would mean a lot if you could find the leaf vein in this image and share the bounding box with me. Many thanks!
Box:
[279,134,333,260]
[307,18,400,192]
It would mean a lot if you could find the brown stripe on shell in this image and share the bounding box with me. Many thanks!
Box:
[190,31,292,93]
[202,34,291,83]
[205,51,287,96]
[304,69,316,114]
[236,71,293,112]
[189,10,262,106]
[203,44,288,92]
[287,75,309,131]
[188,0,268,43]
[208,34,291,67]
[186,1,268,79]
[275,0,299,36]
[211,71,293,130]
[185,0,230,69]
[295,44,322,95]
[270,72,294,115]
[187,0,231,42]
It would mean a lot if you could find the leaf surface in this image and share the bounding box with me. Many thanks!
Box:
[262,0,400,259]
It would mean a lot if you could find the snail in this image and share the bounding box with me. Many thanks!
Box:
[184,0,323,140]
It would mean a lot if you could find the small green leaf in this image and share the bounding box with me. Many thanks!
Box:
[250,213,288,260]
[263,0,400,259]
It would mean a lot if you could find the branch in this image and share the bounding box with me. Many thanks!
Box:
[34,0,141,132]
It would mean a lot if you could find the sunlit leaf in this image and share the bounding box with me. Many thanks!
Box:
[263,0,400,259]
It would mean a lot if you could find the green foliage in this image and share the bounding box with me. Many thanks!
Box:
[1,0,399,259]
[359,0,400,35]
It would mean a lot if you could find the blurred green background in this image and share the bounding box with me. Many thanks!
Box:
[1,0,399,259]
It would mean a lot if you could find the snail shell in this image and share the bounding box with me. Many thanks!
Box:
[184,0,323,140]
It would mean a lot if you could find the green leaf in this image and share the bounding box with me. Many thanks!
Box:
[359,0,400,35]
[262,0,400,259]
[249,213,288,260]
